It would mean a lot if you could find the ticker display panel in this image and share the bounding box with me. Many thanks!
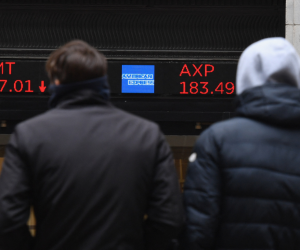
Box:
[0,60,237,96]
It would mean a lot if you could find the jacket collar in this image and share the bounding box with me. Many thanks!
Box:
[54,89,111,109]
[48,76,110,108]
[235,82,300,127]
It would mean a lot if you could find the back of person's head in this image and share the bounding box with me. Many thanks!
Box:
[46,40,107,84]
[236,37,300,94]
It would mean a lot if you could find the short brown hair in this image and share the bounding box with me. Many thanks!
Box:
[46,40,107,84]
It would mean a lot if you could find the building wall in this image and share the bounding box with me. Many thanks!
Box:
[286,0,300,54]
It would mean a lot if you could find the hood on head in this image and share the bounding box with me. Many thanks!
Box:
[236,37,300,95]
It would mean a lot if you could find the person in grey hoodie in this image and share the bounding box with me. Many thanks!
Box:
[182,37,300,250]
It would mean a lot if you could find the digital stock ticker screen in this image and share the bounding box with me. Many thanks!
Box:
[0,60,237,96]
[0,61,48,94]
[109,61,237,96]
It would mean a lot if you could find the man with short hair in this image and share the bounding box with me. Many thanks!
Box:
[0,40,183,250]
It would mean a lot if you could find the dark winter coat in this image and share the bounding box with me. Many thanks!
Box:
[183,83,300,250]
[0,89,183,250]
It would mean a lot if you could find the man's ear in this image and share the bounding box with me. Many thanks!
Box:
[54,79,60,86]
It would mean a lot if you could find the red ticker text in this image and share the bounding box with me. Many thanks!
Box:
[0,61,47,93]
[179,64,235,95]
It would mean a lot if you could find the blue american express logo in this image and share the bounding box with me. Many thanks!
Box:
[122,65,155,93]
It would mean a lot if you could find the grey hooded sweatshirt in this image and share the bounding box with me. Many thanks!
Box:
[236,37,300,94]
[183,38,300,250]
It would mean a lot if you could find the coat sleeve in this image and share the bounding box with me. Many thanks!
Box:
[0,131,34,250]
[182,128,221,250]
[144,131,184,250]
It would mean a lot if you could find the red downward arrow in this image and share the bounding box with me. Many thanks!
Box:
[39,81,47,92]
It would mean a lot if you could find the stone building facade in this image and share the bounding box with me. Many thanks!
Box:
[286,0,300,54]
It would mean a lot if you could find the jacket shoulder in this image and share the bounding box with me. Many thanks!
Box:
[196,117,253,145]
[14,109,59,132]
[208,117,257,135]
[14,106,161,141]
